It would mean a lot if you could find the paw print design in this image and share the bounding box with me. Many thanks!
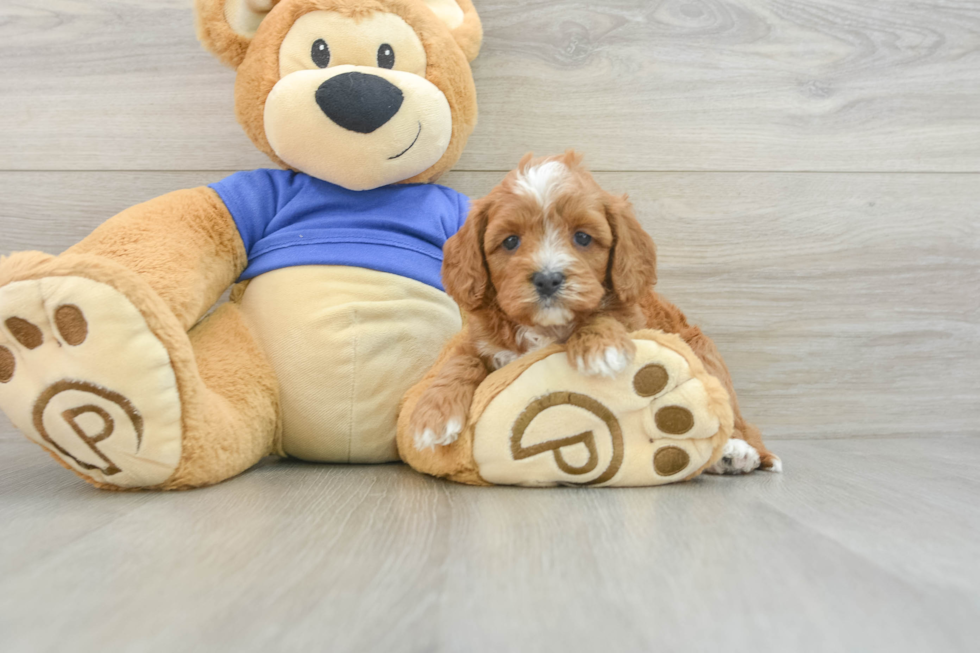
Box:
[0,276,183,488]
[471,332,734,487]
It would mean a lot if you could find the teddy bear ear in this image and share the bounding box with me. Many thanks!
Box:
[195,0,281,69]
[420,0,483,62]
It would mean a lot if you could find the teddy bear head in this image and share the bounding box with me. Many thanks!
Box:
[196,0,482,191]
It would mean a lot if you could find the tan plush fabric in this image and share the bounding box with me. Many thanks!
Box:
[0,252,279,491]
[195,0,272,68]
[198,1,482,66]
[67,187,247,331]
[263,61,454,190]
[0,276,183,488]
[421,0,463,30]
[268,10,453,190]
[440,0,481,62]
[278,10,428,77]
[167,302,280,490]
[398,330,733,487]
[240,266,461,462]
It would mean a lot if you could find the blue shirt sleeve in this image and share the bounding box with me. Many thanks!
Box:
[209,169,294,257]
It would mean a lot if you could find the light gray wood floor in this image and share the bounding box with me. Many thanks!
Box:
[1,1,979,651]
[2,436,979,653]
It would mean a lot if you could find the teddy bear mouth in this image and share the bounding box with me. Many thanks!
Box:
[389,122,423,160]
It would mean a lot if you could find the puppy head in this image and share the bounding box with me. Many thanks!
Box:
[196,0,482,191]
[443,151,657,327]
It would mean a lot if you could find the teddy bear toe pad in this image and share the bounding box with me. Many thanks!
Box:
[0,277,182,488]
[471,335,732,487]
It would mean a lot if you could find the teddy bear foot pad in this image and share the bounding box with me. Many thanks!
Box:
[471,332,733,487]
[0,276,183,488]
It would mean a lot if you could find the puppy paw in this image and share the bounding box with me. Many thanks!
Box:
[705,438,761,475]
[567,337,636,378]
[411,392,467,451]
[764,454,784,473]
[414,417,464,450]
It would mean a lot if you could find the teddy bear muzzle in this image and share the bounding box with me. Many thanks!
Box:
[264,65,453,191]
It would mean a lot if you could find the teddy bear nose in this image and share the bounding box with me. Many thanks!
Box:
[315,72,404,134]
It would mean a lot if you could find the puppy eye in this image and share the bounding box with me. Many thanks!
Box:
[574,232,593,247]
[377,44,395,69]
[502,235,521,251]
[312,39,331,68]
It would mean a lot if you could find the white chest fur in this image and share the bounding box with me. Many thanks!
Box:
[480,324,575,371]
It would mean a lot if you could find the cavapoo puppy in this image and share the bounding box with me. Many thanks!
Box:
[411,151,778,474]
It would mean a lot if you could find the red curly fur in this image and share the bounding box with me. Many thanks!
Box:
[411,151,775,469]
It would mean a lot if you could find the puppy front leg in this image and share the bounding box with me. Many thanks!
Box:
[411,346,489,450]
[566,316,637,377]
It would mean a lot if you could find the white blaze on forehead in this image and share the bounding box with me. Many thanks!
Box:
[533,224,575,274]
[514,161,569,210]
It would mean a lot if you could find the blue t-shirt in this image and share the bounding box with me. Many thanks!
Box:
[209,169,470,291]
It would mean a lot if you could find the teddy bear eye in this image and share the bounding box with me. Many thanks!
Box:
[312,39,331,68]
[377,44,395,69]
[574,232,593,247]
[502,235,521,251]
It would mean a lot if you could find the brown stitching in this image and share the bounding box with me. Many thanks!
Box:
[512,430,600,476]
[633,364,669,397]
[654,446,690,476]
[61,405,119,475]
[0,346,14,383]
[63,405,114,443]
[6,317,43,349]
[33,380,144,477]
[55,305,88,346]
[510,392,624,485]
[655,406,695,435]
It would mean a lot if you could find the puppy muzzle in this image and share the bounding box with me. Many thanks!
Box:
[532,271,565,299]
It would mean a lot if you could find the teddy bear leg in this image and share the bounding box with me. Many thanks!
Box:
[682,328,781,473]
[162,301,279,490]
[0,253,278,490]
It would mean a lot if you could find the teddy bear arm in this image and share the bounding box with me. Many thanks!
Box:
[66,186,247,331]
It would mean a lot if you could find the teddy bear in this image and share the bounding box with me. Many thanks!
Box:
[0,0,484,490]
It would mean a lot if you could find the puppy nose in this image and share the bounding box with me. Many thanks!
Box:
[532,271,566,298]
[315,72,404,134]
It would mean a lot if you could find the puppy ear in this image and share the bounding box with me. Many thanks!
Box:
[421,0,484,62]
[605,194,657,305]
[562,149,585,168]
[518,152,535,171]
[443,197,492,312]
[195,0,280,68]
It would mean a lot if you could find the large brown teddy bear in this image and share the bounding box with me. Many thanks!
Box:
[0,0,483,489]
